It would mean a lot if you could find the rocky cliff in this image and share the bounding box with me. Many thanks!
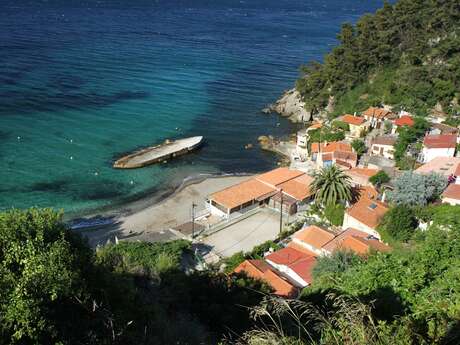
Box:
[267,88,311,123]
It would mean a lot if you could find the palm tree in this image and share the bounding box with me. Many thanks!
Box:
[311,165,352,206]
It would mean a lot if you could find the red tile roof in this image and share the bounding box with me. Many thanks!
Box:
[415,157,460,176]
[311,142,352,154]
[342,114,366,126]
[394,116,414,127]
[288,256,317,285]
[456,163,460,176]
[287,242,318,257]
[372,136,397,146]
[234,260,298,298]
[423,134,457,149]
[322,228,390,255]
[362,107,393,119]
[442,184,460,201]
[266,247,316,285]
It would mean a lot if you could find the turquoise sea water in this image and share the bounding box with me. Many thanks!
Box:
[0,0,385,216]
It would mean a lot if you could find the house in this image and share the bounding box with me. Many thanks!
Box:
[345,168,379,187]
[419,134,457,163]
[296,129,309,161]
[428,109,449,124]
[207,168,314,218]
[429,123,459,136]
[342,194,388,239]
[265,247,317,288]
[392,115,414,134]
[415,157,460,177]
[364,155,396,170]
[442,184,460,206]
[370,136,397,160]
[234,260,298,298]
[322,228,391,255]
[289,225,335,256]
[311,142,358,169]
[362,107,396,129]
[340,114,369,138]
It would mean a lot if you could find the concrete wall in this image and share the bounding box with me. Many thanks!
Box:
[266,260,308,287]
[370,144,394,160]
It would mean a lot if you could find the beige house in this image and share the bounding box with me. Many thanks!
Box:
[340,114,369,138]
[345,168,379,187]
[370,136,397,160]
[362,107,396,129]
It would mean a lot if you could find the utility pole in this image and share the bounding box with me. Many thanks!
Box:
[191,203,197,238]
[279,189,283,235]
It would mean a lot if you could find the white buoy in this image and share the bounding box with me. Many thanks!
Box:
[130,180,134,185]
[17,136,21,141]
[70,156,73,160]
[94,172,99,176]
[70,139,73,143]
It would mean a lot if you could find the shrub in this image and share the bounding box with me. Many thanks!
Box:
[369,170,390,186]
[324,203,345,226]
[351,139,367,156]
[379,206,418,242]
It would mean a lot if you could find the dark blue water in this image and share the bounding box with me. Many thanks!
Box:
[0,0,385,215]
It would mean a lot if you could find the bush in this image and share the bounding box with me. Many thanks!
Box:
[312,250,363,281]
[324,204,345,226]
[379,206,418,242]
[351,139,367,156]
[369,170,390,186]
[332,120,350,131]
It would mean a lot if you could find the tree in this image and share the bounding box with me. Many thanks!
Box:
[379,205,418,242]
[312,250,363,281]
[388,172,447,206]
[324,203,345,226]
[351,139,367,156]
[369,170,390,186]
[311,165,353,207]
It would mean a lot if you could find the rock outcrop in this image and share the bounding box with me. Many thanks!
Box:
[268,88,311,123]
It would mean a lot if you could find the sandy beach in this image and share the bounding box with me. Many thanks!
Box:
[78,174,253,247]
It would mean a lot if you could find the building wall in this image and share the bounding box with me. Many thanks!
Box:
[370,143,394,160]
[207,201,229,218]
[265,260,309,287]
[421,147,455,163]
[342,213,381,239]
[349,124,363,138]
[442,196,460,206]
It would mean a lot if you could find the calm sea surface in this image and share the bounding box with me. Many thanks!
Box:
[0,0,384,215]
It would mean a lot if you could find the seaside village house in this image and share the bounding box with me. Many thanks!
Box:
[234,223,390,298]
[296,122,323,161]
[370,136,397,160]
[344,168,379,187]
[429,123,459,136]
[207,168,314,219]
[310,142,358,169]
[391,114,414,134]
[362,107,397,129]
[442,163,460,205]
[419,134,458,163]
[342,188,389,239]
[340,114,369,138]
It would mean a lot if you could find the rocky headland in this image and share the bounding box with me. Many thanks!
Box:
[263,88,312,123]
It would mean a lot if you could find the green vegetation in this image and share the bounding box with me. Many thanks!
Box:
[311,250,363,282]
[311,165,352,207]
[378,205,418,243]
[369,170,390,186]
[0,209,267,344]
[323,203,345,226]
[351,138,366,156]
[237,204,460,344]
[296,0,460,117]
[388,171,447,206]
[393,117,429,168]
[307,126,345,146]
[223,240,281,273]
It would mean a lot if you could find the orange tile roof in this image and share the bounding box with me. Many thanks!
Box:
[346,197,388,229]
[288,256,317,285]
[423,134,457,149]
[342,114,366,126]
[311,141,352,154]
[308,123,322,130]
[287,242,318,257]
[415,157,460,176]
[256,167,305,187]
[234,260,298,298]
[210,178,275,209]
[323,228,390,255]
[394,116,414,127]
[372,136,397,146]
[355,186,379,200]
[346,168,379,178]
[362,107,393,119]
[333,150,357,161]
[442,184,460,200]
[278,174,314,201]
[336,160,353,169]
[293,225,335,249]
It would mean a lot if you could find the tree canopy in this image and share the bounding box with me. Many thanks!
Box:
[311,165,353,207]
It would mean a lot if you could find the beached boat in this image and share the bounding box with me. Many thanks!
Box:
[113,136,204,169]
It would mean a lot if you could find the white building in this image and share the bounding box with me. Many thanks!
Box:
[370,136,397,160]
[420,134,457,163]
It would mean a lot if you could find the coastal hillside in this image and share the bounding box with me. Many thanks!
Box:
[296,0,460,117]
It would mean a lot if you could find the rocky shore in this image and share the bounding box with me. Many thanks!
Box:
[263,88,311,123]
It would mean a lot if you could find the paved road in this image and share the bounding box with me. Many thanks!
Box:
[201,209,282,261]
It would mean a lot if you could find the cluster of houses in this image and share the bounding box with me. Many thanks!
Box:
[203,106,459,297]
